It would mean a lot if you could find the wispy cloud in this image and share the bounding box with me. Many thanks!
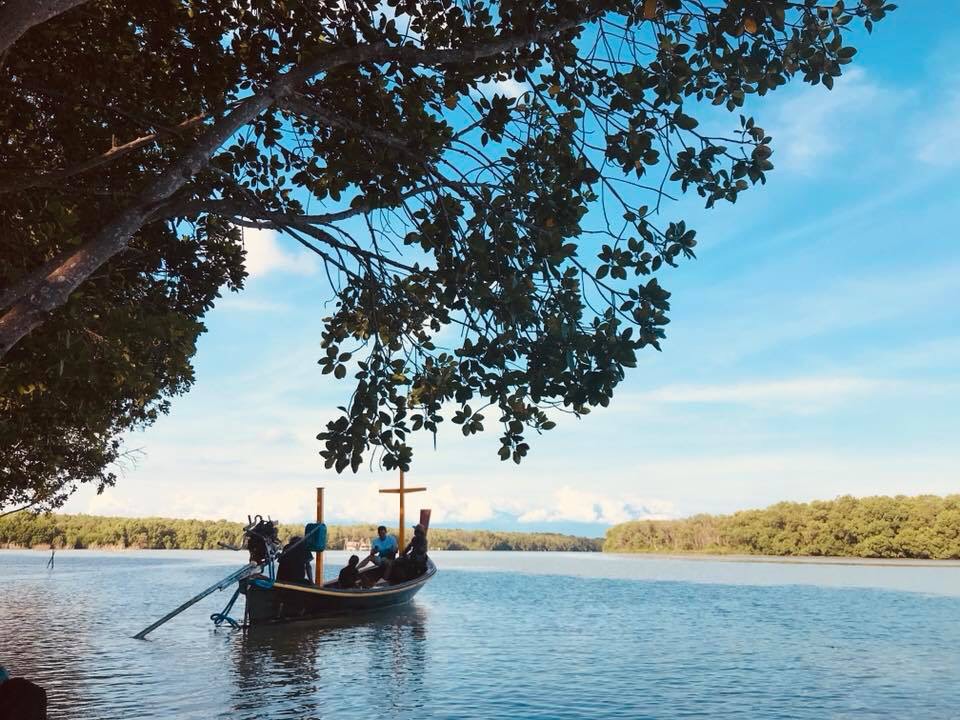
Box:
[678,259,960,367]
[766,67,892,174]
[914,76,960,167]
[215,295,292,313]
[636,376,888,413]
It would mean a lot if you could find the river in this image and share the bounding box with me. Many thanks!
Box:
[1,550,958,719]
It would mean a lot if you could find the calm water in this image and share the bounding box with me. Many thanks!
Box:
[1,550,958,719]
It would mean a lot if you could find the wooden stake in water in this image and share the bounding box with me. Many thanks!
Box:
[379,469,425,551]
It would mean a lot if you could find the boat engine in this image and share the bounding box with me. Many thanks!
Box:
[245,515,280,565]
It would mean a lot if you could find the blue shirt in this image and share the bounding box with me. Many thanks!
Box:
[371,534,398,558]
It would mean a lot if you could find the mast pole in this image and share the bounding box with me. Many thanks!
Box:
[399,469,405,551]
[316,486,324,585]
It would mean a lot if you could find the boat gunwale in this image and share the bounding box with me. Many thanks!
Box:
[263,558,437,598]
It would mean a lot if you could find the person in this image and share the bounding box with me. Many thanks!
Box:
[337,554,361,588]
[0,665,47,720]
[276,535,313,583]
[358,525,398,573]
[387,524,428,583]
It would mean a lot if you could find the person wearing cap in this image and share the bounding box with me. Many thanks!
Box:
[0,665,47,720]
[386,524,428,583]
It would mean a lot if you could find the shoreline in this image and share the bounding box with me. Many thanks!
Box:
[604,551,960,568]
[3,546,959,566]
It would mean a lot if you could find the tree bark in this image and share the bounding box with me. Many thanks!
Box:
[0,0,91,55]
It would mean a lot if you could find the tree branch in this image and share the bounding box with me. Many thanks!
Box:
[0,112,209,195]
[0,9,604,359]
[280,95,414,155]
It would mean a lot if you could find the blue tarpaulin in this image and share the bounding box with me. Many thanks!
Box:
[304,522,327,552]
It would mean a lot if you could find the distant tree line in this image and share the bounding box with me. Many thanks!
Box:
[0,513,601,552]
[604,495,960,559]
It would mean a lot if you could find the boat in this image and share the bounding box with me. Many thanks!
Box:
[240,471,434,625]
[132,470,435,638]
[241,557,437,625]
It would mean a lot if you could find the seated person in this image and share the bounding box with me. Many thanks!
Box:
[337,555,361,588]
[358,525,398,572]
[387,524,428,583]
[276,535,313,583]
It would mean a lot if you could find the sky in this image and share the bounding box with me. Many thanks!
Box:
[64,4,960,536]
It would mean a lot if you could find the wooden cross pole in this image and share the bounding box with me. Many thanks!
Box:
[379,469,425,551]
[315,486,324,586]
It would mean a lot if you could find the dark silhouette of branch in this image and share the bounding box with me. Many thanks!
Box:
[0,112,209,195]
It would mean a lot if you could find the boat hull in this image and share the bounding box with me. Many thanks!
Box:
[242,559,436,625]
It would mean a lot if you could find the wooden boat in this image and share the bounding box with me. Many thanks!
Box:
[132,471,434,638]
[241,558,437,625]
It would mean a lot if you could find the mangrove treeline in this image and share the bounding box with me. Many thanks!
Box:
[0,513,602,552]
[604,495,960,559]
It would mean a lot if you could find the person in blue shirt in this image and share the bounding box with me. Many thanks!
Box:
[358,525,398,576]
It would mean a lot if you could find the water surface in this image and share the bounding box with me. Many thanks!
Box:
[1,550,958,719]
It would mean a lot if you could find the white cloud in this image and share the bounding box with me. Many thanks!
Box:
[612,452,960,516]
[518,486,675,525]
[478,77,529,100]
[241,226,318,278]
[70,442,960,528]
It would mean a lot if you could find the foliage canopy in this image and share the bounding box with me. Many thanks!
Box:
[604,494,960,559]
[0,0,892,510]
[0,512,602,551]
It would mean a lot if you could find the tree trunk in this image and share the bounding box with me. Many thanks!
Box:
[0,91,272,359]
[0,0,91,55]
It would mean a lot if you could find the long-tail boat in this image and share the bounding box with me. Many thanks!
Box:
[241,471,436,625]
[133,471,435,638]
[241,556,437,625]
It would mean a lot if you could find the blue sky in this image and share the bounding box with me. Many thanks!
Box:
[65,4,959,536]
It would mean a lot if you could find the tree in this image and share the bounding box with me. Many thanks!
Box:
[0,0,892,511]
[603,494,960,559]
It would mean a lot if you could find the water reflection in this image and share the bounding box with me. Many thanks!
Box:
[3,551,960,720]
[0,578,112,717]
[228,604,429,720]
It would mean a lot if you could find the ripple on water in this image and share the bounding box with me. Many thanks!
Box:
[0,550,958,719]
